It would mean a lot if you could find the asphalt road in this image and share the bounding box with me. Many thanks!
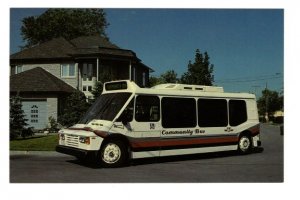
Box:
[10,124,283,183]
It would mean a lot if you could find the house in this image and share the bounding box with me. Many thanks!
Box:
[10,35,153,129]
[10,67,77,129]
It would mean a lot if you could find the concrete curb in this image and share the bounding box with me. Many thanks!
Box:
[10,151,66,157]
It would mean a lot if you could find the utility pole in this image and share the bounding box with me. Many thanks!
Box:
[252,85,260,97]
[265,82,269,123]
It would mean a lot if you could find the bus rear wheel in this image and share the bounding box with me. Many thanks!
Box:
[99,140,128,167]
[238,135,252,154]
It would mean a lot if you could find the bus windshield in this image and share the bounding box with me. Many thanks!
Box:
[79,93,132,124]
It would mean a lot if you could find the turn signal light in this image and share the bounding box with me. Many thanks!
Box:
[79,136,90,145]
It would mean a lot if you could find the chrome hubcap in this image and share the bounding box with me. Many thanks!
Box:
[102,143,121,164]
[239,137,250,152]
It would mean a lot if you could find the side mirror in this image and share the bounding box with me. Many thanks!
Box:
[121,114,132,125]
[122,118,129,125]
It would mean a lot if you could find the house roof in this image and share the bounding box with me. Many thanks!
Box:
[10,67,77,93]
[70,35,119,49]
[11,35,137,60]
[10,35,154,71]
[10,37,76,60]
[69,36,138,58]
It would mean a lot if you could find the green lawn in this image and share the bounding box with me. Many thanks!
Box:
[10,135,58,151]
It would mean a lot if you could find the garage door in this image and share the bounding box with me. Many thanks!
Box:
[22,100,47,130]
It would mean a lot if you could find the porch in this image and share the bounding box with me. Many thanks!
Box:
[76,58,150,99]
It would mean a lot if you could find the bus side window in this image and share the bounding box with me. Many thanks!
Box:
[135,96,160,122]
[229,100,247,126]
[198,98,228,127]
[161,97,197,128]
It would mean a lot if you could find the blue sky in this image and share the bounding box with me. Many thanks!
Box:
[10,8,283,96]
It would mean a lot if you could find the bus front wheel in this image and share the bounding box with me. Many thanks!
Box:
[238,135,252,154]
[99,140,128,167]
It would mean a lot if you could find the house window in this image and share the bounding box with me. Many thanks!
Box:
[61,64,75,77]
[82,63,93,81]
[15,65,23,74]
[30,105,39,123]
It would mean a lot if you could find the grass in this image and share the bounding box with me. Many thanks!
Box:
[10,134,58,151]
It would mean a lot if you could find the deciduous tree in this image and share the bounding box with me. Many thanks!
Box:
[21,8,109,48]
[257,89,283,119]
[160,70,178,83]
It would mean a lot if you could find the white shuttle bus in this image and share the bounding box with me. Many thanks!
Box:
[56,80,261,167]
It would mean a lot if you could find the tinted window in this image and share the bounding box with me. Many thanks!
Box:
[229,100,247,126]
[135,96,160,122]
[198,99,228,127]
[117,99,134,122]
[79,93,131,124]
[162,97,196,128]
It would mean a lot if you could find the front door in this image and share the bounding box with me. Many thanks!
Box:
[81,63,96,99]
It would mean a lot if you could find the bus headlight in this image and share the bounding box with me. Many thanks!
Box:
[60,133,65,140]
[79,136,90,145]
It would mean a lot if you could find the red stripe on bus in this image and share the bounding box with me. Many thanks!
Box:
[249,125,260,136]
[129,136,238,149]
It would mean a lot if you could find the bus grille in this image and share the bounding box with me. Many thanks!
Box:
[65,134,79,147]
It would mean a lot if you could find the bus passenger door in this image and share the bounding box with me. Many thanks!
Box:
[128,95,161,158]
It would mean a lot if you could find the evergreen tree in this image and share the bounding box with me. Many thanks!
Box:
[58,90,90,127]
[10,96,28,140]
[181,49,214,86]
[91,70,112,100]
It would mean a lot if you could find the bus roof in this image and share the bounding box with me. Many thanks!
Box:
[103,80,256,99]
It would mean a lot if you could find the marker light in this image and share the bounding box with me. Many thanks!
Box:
[79,136,90,145]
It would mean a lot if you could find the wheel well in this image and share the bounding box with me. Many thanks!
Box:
[101,134,130,151]
[98,134,131,167]
[239,130,252,139]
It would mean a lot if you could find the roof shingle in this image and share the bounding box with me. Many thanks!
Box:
[10,37,76,60]
[70,35,119,49]
[10,67,77,93]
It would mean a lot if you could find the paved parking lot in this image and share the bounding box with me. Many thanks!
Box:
[10,124,283,183]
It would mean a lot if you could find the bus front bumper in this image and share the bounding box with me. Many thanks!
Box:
[56,145,98,160]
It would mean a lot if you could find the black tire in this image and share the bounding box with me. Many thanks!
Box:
[238,135,252,155]
[99,140,128,168]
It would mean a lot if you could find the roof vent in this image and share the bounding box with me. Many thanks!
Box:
[152,84,224,92]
